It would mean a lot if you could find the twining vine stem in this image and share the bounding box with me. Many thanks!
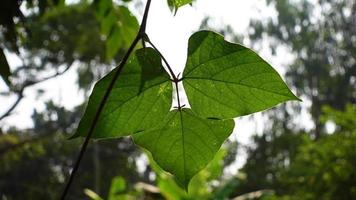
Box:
[60,0,186,198]
[59,0,152,199]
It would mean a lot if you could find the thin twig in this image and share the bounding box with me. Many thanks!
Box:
[12,65,39,74]
[0,65,72,121]
[0,92,24,121]
[59,0,152,199]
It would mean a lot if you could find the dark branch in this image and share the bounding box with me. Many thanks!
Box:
[0,65,72,121]
[0,91,23,121]
[59,0,152,199]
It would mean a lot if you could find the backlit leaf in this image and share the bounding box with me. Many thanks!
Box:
[183,31,300,119]
[133,109,234,188]
[74,30,299,189]
[72,48,171,139]
[167,0,193,12]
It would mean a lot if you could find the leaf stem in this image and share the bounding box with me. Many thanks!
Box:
[59,0,152,199]
[144,36,178,82]
[144,36,185,109]
[175,81,183,110]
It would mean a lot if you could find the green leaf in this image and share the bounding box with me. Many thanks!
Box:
[0,48,11,86]
[133,109,234,188]
[74,30,299,190]
[94,1,139,60]
[108,176,126,200]
[84,189,104,200]
[183,30,300,119]
[144,150,190,200]
[167,0,193,12]
[105,6,139,60]
[72,48,172,139]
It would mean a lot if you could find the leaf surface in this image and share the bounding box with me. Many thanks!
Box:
[167,0,192,11]
[72,48,172,139]
[133,109,234,188]
[183,31,300,119]
[94,1,139,60]
[74,30,299,189]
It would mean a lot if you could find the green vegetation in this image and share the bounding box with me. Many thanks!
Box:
[0,0,355,199]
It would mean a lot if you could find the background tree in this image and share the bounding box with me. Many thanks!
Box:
[0,0,143,199]
[231,0,356,199]
[1,0,355,199]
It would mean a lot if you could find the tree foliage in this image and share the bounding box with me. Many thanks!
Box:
[232,0,356,199]
[1,0,354,199]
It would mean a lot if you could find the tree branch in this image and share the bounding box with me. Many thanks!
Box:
[0,65,72,121]
[59,0,152,199]
[0,92,23,121]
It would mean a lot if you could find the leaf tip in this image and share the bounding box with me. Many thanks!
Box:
[67,132,79,140]
[174,176,190,193]
[289,91,302,102]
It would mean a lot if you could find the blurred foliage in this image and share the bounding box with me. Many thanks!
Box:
[1,0,355,199]
[249,0,356,138]
[92,0,139,60]
[233,105,356,200]
[0,0,64,86]
[231,0,356,199]
[1,0,138,91]
[84,144,241,200]
[0,1,143,199]
[0,100,141,199]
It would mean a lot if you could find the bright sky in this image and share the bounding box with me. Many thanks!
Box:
[0,0,312,171]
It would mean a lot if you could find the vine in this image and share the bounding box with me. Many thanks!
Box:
[60,0,153,199]
[62,0,299,198]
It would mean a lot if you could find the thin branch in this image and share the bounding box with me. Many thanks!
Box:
[59,0,152,199]
[12,65,40,75]
[0,92,23,121]
[0,65,72,121]
[23,64,72,88]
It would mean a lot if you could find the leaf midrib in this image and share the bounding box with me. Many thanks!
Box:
[185,77,293,98]
[179,110,187,185]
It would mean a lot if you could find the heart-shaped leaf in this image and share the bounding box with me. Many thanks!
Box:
[74,30,299,189]
[72,48,172,139]
[183,31,300,119]
[133,109,234,188]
